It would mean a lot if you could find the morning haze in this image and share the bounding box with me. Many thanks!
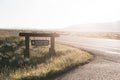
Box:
[0,0,120,30]
[0,0,120,80]
[65,21,120,32]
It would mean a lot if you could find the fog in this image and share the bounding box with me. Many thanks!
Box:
[0,0,120,30]
[65,21,120,32]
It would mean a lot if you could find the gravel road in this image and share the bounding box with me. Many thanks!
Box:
[55,55,120,80]
[54,36,120,80]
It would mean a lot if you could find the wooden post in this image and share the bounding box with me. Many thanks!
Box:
[19,33,59,58]
[25,36,30,58]
[49,36,55,55]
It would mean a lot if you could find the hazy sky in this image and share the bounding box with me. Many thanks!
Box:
[0,0,120,30]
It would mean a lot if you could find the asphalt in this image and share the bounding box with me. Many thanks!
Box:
[54,36,120,80]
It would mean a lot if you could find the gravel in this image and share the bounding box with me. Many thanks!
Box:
[54,55,120,80]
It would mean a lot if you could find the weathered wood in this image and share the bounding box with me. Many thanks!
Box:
[19,32,60,58]
[19,33,59,37]
[51,36,55,49]
[25,36,30,58]
[49,36,55,55]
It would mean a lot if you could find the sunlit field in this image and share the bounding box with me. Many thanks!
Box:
[0,33,92,80]
[62,32,120,40]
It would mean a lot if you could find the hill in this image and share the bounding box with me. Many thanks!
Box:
[65,21,120,32]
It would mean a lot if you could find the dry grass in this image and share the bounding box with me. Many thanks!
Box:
[63,32,120,40]
[0,44,92,80]
[0,34,93,80]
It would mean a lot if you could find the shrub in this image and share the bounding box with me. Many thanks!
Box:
[0,36,25,68]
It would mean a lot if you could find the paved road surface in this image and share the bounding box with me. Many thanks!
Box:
[55,36,120,80]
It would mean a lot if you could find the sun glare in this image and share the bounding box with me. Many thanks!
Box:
[0,0,120,30]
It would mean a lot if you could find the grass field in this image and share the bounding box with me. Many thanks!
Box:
[63,32,120,40]
[0,33,93,80]
[0,29,120,39]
